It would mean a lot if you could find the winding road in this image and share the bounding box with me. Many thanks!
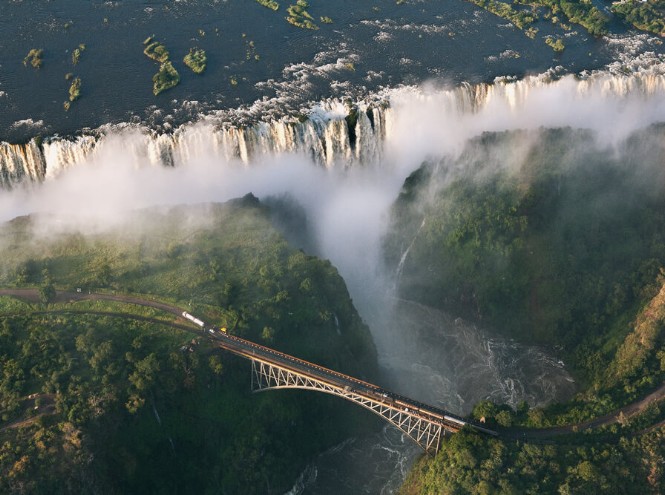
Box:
[509,380,665,440]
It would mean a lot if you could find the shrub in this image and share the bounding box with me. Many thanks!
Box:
[183,48,207,74]
[23,49,44,69]
[152,62,180,95]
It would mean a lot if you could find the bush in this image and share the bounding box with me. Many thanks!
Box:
[143,41,169,63]
[256,0,279,10]
[183,48,207,74]
[152,61,180,95]
[545,36,565,52]
[68,77,82,102]
[23,48,44,69]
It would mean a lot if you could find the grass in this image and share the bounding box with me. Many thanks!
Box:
[0,296,33,313]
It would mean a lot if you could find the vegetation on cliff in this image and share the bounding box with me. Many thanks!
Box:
[0,197,377,494]
[400,426,664,495]
[386,126,665,491]
[386,127,665,374]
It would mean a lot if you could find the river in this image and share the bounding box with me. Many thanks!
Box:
[0,0,627,142]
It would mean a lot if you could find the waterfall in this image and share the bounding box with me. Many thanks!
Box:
[394,218,426,288]
[0,141,46,188]
[0,100,394,189]
[42,135,97,180]
[1,69,665,190]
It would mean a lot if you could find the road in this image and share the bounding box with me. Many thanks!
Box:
[510,379,665,440]
[0,288,186,317]
[1,287,664,440]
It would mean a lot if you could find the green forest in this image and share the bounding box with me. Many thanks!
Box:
[0,196,378,493]
[612,0,665,36]
[400,425,664,494]
[385,126,665,493]
[466,0,665,47]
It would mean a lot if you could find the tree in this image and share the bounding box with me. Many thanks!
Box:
[39,283,56,305]
[261,326,275,343]
[209,355,224,375]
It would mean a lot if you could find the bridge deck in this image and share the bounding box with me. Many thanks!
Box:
[204,324,495,437]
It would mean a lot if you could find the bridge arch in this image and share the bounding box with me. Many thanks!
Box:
[250,359,448,453]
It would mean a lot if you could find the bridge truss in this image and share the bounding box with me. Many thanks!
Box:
[250,359,449,454]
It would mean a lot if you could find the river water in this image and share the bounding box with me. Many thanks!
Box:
[0,0,625,142]
[2,1,665,494]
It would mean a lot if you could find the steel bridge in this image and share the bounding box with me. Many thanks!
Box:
[182,312,497,454]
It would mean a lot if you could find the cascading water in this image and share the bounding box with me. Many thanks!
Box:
[394,218,425,289]
[0,141,45,188]
[0,100,390,189]
[2,69,665,191]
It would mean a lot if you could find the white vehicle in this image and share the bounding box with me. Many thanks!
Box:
[443,415,467,427]
[182,311,205,327]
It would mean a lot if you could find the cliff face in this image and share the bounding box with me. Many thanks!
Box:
[389,125,665,495]
[0,141,46,188]
[613,273,665,382]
